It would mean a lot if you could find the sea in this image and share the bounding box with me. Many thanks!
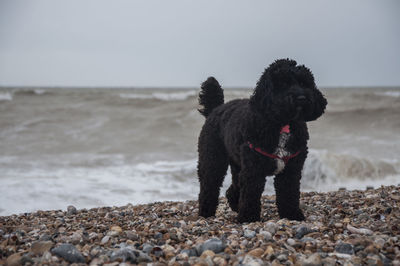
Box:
[0,86,399,216]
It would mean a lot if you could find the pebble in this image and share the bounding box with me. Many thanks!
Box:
[295,225,314,239]
[110,245,139,263]
[51,243,85,263]
[142,243,153,254]
[265,221,279,235]
[5,253,22,266]
[335,242,354,255]
[347,224,373,235]
[101,235,110,244]
[108,225,123,236]
[196,238,226,254]
[1,185,400,265]
[258,230,272,241]
[276,253,288,261]
[299,253,322,266]
[67,205,77,215]
[200,250,215,258]
[125,230,139,241]
[244,229,256,238]
[31,241,53,255]
[247,248,264,258]
[242,255,265,266]
[287,238,296,246]
[181,248,198,257]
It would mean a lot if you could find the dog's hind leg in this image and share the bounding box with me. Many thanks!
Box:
[197,133,229,218]
[226,162,241,212]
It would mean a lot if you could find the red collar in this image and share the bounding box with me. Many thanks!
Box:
[247,125,301,163]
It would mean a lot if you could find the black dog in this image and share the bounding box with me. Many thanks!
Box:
[197,59,327,223]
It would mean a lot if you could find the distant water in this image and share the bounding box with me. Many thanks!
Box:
[0,86,399,215]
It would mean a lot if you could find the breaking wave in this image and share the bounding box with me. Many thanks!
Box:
[0,92,13,101]
[119,90,196,101]
[1,86,400,215]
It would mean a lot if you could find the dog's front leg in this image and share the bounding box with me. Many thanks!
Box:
[236,146,272,223]
[237,171,266,223]
[274,152,307,221]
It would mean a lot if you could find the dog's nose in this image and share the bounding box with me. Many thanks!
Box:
[296,95,307,106]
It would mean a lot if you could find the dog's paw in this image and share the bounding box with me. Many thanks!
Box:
[237,213,261,223]
[227,201,238,212]
[198,208,216,218]
[229,205,238,213]
[280,209,305,221]
[226,186,239,212]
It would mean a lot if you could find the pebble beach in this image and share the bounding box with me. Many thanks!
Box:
[1,185,400,266]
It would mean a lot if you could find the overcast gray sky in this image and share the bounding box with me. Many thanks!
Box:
[0,0,399,87]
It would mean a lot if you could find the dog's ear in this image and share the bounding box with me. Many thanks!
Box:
[249,59,295,111]
[296,65,315,87]
[249,69,273,114]
[305,88,328,121]
[268,59,297,87]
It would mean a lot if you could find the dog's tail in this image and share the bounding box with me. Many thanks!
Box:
[198,77,224,117]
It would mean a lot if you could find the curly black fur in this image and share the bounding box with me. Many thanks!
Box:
[197,58,327,223]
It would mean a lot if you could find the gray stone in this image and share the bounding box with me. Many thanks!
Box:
[20,255,34,265]
[154,232,163,239]
[301,237,316,243]
[181,248,198,257]
[295,225,314,239]
[299,253,322,266]
[51,243,85,263]
[265,222,279,235]
[125,231,139,241]
[277,253,288,262]
[287,238,296,246]
[67,205,77,215]
[137,251,152,263]
[39,234,52,241]
[196,238,226,255]
[242,255,264,266]
[244,229,256,238]
[258,230,272,241]
[335,242,354,255]
[100,235,110,244]
[142,243,153,254]
[110,245,139,263]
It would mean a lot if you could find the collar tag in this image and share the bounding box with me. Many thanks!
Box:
[280,125,290,134]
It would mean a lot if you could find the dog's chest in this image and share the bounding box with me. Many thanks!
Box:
[273,131,291,174]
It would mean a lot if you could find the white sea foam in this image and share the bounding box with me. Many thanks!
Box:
[119,91,196,101]
[0,92,13,101]
[1,87,399,216]
[301,149,400,191]
[0,157,200,215]
[119,93,153,100]
[33,89,46,95]
[375,91,400,98]
[1,149,399,215]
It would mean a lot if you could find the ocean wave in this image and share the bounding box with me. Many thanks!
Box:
[119,91,196,101]
[302,149,399,191]
[1,150,399,215]
[0,92,13,101]
[375,91,400,98]
[14,88,48,96]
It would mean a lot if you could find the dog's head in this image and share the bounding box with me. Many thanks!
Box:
[249,59,327,123]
